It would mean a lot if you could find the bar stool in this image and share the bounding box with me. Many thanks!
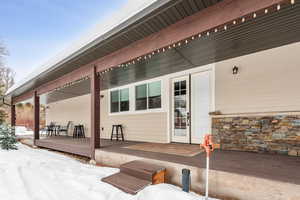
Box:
[110,124,124,141]
[79,125,85,138]
[73,125,85,138]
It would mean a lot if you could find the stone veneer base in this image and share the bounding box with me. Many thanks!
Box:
[212,114,300,156]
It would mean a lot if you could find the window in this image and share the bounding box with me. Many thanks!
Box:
[110,88,129,113]
[120,88,129,111]
[135,84,147,110]
[110,90,119,113]
[135,81,161,110]
[148,81,161,109]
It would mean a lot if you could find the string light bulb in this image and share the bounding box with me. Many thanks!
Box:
[110,1,298,74]
[264,9,268,14]
[277,4,281,10]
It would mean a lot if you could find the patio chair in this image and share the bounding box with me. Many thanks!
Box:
[45,122,55,136]
[58,121,72,136]
[54,125,61,136]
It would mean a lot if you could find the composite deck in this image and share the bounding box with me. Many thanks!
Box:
[33,136,300,185]
[101,142,300,185]
[34,136,141,157]
[35,136,91,157]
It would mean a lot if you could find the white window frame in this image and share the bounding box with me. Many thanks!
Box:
[108,78,164,116]
[109,87,130,114]
[135,80,162,111]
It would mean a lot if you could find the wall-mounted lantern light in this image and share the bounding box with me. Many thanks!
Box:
[232,66,239,75]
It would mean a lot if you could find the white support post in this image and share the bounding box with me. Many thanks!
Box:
[205,156,209,200]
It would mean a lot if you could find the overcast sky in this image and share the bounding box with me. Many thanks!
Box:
[0,0,155,83]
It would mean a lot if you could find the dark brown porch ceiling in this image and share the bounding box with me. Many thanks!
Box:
[45,2,300,104]
[102,2,300,88]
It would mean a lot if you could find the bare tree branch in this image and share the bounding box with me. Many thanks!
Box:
[0,42,14,94]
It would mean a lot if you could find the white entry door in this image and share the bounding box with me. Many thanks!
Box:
[171,71,211,144]
[171,76,190,143]
[191,71,211,144]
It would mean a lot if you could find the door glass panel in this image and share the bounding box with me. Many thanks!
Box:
[180,81,186,90]
[175,82,180,90]
[174,80,187,137]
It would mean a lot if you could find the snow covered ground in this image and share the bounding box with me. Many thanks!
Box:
[0,144,217,200]
[14,126,33,136]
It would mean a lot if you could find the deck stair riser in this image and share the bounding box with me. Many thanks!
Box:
[120,162,165,182]
[102,160,166,194]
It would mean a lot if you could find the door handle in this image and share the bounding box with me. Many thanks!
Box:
[187,112,190,126]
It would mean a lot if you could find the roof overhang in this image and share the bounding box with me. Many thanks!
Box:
[8,0,296,103]
[44,1,300,104]
[7,0,223,100]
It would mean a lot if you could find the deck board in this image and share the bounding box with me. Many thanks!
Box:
[33,136,300,185]
[34,136,140,158]
[35,137,91,157]
[101,144,300,185]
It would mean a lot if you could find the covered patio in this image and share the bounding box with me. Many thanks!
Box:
[8,0,300,158]
[7,1,300,199]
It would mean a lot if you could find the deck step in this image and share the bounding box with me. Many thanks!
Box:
[120,160,166,182]
[102,172,151,195]
[102,160,166,194]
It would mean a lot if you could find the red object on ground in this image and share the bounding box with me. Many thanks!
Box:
[201,134,214,157]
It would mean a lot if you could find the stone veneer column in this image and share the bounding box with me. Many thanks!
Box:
[212,115,300,156]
